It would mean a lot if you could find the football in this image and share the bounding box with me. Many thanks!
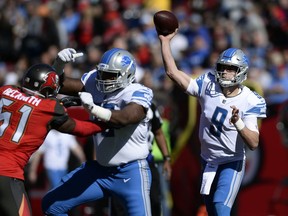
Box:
[153,10,179,36]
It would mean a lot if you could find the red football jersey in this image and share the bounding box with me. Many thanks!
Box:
[0,85,67,180]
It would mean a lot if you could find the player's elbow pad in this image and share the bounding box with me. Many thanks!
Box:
[72,118,106,137]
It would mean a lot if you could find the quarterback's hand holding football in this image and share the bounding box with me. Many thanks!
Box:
[52,48,83,75]
[79,92,112,122]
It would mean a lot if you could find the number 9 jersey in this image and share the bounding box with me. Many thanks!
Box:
[186,72,267,165]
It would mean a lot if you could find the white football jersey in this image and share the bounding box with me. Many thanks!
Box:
[186,72,267,165]
[38,130,78,170]
[82,70,153,166]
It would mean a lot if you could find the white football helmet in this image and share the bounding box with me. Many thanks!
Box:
[95,48,136,93]
[215,48,249,87]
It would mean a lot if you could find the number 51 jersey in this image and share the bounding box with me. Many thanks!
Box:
[0,85,68,180]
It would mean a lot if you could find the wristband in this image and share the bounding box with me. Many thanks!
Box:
[90,105,112,122]
[234,118,245,131]
[164,155,171,162]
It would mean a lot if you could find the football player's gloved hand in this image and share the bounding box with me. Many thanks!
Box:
[60,96,82,108]
[52,48,83,76]
[79,92,111,122]
[79,92,94,110]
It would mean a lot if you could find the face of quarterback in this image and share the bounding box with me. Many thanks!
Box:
[216,64,238,82]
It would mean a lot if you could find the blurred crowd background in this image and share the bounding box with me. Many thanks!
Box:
[2,0,288,109]
[2,0,288,215]
[2,0,288,155]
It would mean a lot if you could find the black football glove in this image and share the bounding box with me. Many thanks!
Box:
[60,96,82,108]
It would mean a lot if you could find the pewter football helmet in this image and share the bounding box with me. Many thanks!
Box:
[22,64,60,98]
[95,48,136,93]
[215,48,249,87]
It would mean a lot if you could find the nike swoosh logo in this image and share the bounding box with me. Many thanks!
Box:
[123,178,131,183]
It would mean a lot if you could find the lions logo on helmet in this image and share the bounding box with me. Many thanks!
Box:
[95,48,136,93]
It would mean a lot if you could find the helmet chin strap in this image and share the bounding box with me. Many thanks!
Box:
[217,71,238,87]
[22,87,45,98]
[105,84,116,92]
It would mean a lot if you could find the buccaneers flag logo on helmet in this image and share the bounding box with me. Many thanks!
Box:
[41,72,59,92]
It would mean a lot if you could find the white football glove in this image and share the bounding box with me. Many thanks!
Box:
[52,48,83,75]
[79,92,94,111]
[79,92,112,122]
[58,48,83,62]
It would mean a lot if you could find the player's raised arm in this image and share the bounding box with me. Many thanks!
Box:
[52,48,85,96]
[158,31,192,92]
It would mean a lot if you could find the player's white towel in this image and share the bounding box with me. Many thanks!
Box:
[200,163,218,195]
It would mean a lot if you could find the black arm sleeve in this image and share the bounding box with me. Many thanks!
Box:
[151,103,163,133]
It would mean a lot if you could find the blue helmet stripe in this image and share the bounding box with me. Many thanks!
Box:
[222,48,237,60]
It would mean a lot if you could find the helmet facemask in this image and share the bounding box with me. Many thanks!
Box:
[95,48,136,93]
